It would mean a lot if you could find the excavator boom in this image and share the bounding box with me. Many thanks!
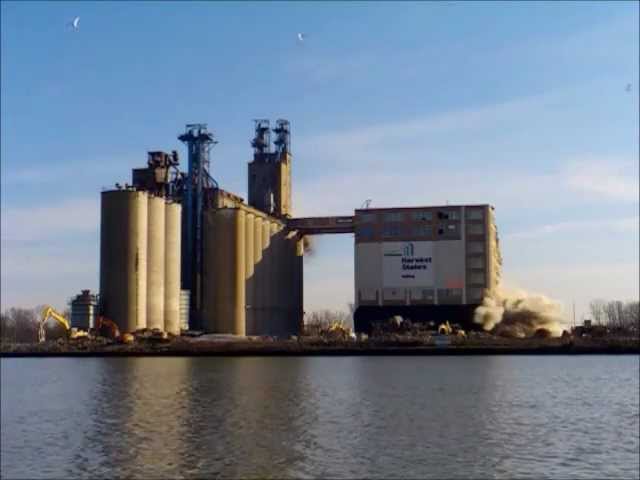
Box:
[38,306,72,343]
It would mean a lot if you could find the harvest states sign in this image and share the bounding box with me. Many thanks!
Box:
[382,241,434,287]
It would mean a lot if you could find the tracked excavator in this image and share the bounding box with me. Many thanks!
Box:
[437,321,466,338]
[38,306,130,343]
[38,306,88,343]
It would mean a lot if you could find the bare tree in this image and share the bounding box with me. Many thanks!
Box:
[589,299,606,325]
[591,299,640,334]
[0,311,16,345]
[5,308,39,343]
[622,301,639,331]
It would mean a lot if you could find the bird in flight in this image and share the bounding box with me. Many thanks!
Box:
[68,16,80,31]
[625,83,632,92]
[297,32,306,43]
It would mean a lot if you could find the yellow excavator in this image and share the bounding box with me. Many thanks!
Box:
[38,306,131,343]
[38,306,88,343]
[437,321,466,338]
[320,321,353,341]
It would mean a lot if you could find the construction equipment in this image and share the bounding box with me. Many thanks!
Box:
[38,306,88,343]
[320,321,352,340]
[95,316,121,340]
[438,321,452,335]
[437,321,466,338]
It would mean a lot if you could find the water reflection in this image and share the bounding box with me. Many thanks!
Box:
[1,356,638,479]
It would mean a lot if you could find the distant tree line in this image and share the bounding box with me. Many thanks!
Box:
[303,304,355,335]
[588,300,639,332]
[1,305,70,344]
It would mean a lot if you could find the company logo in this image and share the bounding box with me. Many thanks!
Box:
[403,242,414,257]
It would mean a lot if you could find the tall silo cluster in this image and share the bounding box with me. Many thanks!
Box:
[98,121,305,337]
[100,190,181,334]
[201,206,303,336]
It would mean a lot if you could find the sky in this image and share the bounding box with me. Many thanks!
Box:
[1,1,638,324]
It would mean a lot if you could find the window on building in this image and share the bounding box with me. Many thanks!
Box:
[468,288,484,301]
[382,223,402,237]
[414,225,432,237]
[357,224,374,238]
[441,288,462,297]
[468,257,485,269]
[467,224,484,235]
[423,289,435,300]
[359,213,376,223]
[412,211,432,221]
[383,211,404,222]
[449,211,459,220]
[468,272,485,285]
[468,242,485,254]
[447,224,457,232]
[466,209,484,220]
[437,211,449,220]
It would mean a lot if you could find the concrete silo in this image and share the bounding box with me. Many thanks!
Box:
[202,208,246,335]
[201,209,218,333]
[249,215,263,335]
[147,195,165,330]
[244,212,255,335]
[256,219,272,333]
[164,201,182,335]
[99,190,148,333]
[267,222,281,333]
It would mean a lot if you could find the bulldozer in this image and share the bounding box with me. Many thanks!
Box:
[38,306,88,343]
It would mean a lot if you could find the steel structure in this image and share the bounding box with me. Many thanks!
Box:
[178,124,218,330]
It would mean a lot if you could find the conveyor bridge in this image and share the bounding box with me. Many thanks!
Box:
[287,216,355,234]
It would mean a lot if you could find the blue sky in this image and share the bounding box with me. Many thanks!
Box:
[1,1,638,323]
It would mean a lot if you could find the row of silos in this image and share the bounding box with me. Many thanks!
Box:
[99,190,182,334]
[202,206,303,336]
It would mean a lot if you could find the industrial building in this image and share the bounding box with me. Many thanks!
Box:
[99,121,302,336]
[352,205,502,331]
[96,120,501,336]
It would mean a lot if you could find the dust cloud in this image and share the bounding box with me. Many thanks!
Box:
[474,287,566,338]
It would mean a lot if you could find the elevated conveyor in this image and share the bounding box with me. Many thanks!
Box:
[287,216,354,235]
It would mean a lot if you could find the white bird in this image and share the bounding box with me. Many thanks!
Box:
[297,32,305,43]
[68,16,80,31]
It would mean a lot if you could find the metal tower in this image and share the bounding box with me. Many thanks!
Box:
[178,124,217,330]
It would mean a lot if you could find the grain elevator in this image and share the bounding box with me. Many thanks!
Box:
[98,119,501,336]
[99,121,303,336]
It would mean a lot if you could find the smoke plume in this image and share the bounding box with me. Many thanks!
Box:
[474,287,566,338]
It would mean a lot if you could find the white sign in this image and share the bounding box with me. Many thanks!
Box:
[382,241,434,287]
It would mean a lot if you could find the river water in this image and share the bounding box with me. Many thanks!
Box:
[1,356,638,479]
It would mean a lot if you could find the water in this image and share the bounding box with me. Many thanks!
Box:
[1,356,639,479]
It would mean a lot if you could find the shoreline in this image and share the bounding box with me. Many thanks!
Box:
[2,340,639,357]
